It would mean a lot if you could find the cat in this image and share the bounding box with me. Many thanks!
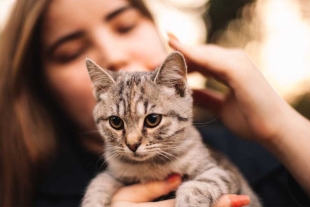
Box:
[82,52,261,207]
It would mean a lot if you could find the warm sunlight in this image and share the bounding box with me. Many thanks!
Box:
[0,0,15,30]
[259,0,310,100]
[145,0,208,89]
[146,0,207,88]
[216,0,310,101]
[2,0,310,98]
[145,0,207,45]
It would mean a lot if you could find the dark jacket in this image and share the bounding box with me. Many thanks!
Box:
[35,122,310,206]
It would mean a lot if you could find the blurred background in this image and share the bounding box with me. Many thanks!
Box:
[1,0,310,119]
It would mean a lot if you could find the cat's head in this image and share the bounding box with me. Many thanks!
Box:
[86,52,193,163]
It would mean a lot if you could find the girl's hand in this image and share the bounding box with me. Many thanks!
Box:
[168,34,292,144]
[110,174,181,207]
[168,34,310,197]
[110,174,250,207]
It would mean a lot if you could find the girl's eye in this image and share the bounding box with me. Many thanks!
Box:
[144,114,162,128]
[52,42,88,64]
[55,50,84,63]
[111,8,140,34]
[117,25,135,34]
[109,116,124,130]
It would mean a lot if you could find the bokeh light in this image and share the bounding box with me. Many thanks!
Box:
[1,0,310,102]
[0,0,15,31]
[145,0,208,89]
[215,0,310,102]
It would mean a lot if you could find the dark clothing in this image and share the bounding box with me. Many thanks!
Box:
[35,123,310,206]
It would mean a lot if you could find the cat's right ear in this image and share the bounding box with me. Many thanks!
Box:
[86,58,115,100]
[153,52,187,96]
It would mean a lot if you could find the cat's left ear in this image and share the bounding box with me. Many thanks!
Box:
[153,51,187,96]
[86,58,115,100]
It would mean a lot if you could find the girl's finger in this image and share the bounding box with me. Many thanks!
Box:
[111,174,181,203]
[167,34,238,83]
[168,38,223,73]
[229,195,251,207]
[213,195,250,207]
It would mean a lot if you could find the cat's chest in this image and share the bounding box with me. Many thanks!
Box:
[107,160,183,184]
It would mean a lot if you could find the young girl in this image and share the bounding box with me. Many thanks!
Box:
[0,0,309,206]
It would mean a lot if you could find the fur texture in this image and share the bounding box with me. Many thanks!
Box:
[82,52,261,207]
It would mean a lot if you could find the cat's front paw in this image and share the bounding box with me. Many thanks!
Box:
[175,181,220,207]
[81,198,111,207]
[81,198,110,207]
[81,172,123,207]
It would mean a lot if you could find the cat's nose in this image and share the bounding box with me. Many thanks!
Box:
[126,143,141,153]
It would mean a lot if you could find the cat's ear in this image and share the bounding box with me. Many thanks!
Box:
[86,58,115,100]
[153,51,187,96]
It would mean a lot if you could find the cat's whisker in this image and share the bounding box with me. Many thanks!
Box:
[101,154,115,166]
[93,82,105,93]
[155,150,179,169]
[160,150,181,161]
[161,144,188,152]
[114,152,123,163]
[161,147,186,154]
[162,147,186,154]
[155,151,172,163]
[193,116,219,127]
[102,150,122,166]
[154,149,174,161]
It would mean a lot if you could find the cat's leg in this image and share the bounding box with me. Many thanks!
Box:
[175,167,240,207]
[81,172,123,207]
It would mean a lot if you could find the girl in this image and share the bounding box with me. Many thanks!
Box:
[0,0,309,206]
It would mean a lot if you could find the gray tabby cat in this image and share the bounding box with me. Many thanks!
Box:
[82,52,261,207]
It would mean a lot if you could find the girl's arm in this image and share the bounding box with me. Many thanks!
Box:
[168,35,310,196]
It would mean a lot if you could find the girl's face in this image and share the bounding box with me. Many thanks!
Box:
[42,0,167,132]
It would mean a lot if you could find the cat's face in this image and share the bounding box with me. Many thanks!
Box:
[86,52,193,163]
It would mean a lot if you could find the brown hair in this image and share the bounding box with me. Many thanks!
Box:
[0,0,153,206]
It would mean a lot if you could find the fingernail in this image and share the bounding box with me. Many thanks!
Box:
[165,173,181,184]
[229,195,250,207]
[167,32,180,42]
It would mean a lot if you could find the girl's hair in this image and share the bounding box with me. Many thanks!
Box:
[0,0,153,206]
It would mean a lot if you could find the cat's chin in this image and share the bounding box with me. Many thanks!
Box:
[124,152,155,162]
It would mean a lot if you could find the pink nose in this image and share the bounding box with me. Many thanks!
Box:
[126,143,141,153]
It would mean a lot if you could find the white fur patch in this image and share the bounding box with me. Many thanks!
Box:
[99,93,108,101]
[162,87,176,97]
[119,101,124,116]
[136,101,145,116]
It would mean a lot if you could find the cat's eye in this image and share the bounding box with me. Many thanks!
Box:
[109,116,124,130]
[144,114,162,128]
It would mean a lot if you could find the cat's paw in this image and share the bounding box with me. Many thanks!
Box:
[175,181,219,207]
[81,199,110,207]
[81,172,123,207]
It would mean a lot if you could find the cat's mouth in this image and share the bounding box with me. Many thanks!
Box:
[127,152,153,161]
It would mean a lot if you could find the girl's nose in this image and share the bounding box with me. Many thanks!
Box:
[103,45,128,71]
[93,31,129,71]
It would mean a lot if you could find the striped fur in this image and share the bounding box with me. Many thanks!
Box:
[82,52,261,207]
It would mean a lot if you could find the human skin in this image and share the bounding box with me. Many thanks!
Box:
[42,0,167,136]
[168,35,310,196]
[40,0,251,206]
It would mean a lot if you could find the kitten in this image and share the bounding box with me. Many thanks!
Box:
[82,52,261,207]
